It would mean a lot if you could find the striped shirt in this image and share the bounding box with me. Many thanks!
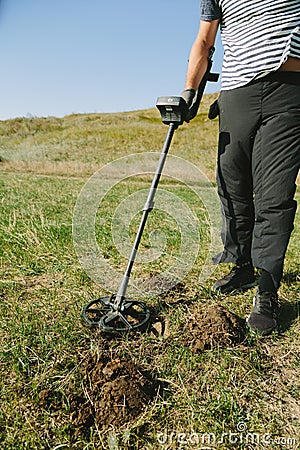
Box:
[200,0,300,90]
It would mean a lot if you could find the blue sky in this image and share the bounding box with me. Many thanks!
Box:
[0,0,223,119]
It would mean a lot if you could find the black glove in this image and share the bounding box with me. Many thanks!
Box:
[180,88,197,122]
[181,88,196,107]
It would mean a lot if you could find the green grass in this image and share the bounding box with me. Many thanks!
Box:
[0,99,299,449]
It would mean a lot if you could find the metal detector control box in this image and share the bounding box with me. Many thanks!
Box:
[156,96,188,126]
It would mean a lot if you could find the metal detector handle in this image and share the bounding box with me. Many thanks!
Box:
[187,47,219,121]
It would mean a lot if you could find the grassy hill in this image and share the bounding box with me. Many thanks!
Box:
[0,97,299,449]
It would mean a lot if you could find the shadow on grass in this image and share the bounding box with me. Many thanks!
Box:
[279,270,300,332]
[281,270,299,284]
[278,301,300,332]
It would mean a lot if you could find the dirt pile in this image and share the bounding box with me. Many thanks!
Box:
[184,304,246,352]
[67,353,160,437]
[38,303,246,439]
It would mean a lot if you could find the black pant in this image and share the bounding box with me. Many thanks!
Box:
[213,72,300,289]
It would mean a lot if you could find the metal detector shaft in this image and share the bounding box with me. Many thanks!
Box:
[113,122,177,308]
[82,50,219,333]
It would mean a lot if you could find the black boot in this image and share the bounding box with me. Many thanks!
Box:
[212,264,256,293]
[246,289,279,336]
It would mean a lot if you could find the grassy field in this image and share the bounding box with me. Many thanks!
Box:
[0,96,299,449]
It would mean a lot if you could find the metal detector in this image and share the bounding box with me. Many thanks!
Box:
[82,51,219,334]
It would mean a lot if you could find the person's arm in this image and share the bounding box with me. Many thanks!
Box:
[184,19,219,90]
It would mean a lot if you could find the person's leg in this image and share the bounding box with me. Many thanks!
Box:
[247,75,300,335]
[213,84,261,292]
[251,77,300,290]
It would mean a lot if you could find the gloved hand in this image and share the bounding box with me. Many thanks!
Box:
[181,88,196,107]
[180,88,196,122]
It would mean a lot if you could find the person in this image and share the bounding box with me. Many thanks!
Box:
[181,0,300,336]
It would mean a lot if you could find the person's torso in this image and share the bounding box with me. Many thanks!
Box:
[218,0,300,89]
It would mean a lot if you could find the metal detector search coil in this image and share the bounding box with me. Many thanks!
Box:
[82,296,151,334]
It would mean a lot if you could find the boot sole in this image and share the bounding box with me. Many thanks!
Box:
[246,318,278,336]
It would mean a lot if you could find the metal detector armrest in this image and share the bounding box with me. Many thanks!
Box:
[208,72,219,82]
[156,96,188,126]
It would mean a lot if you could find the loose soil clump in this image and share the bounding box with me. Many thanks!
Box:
[184,303,246,352]
[67,353,160,438]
